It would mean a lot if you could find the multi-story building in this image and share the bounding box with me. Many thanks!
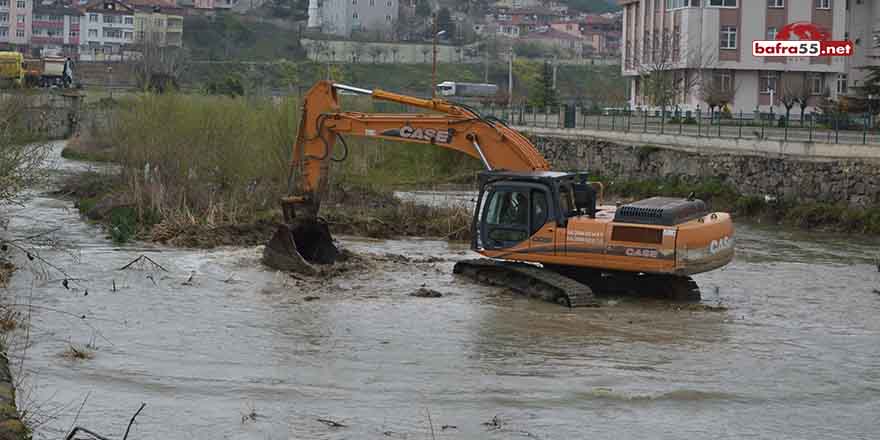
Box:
[80,0,135,60]
[30,4,82,57]
[0,0,33,51]
[312,0,399,38]
[619,0,850,114]
[133,7,182,47]
[127,0,183,47]
[843,0,879,95]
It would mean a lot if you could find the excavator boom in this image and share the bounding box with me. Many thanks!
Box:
[286,80,548,219]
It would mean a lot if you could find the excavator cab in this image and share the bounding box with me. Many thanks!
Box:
[473,171,587,251]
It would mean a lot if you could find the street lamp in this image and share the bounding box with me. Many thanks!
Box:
[431,18,447,99]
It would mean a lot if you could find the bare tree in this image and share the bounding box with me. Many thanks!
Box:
[778,81,799,124]
[350,43,365,63]
[132,37,190,93]
[637,32,715,116]
[368,45,385,64]
[792,74,813,126]
[0,96,50,205]
[700,72,737,117]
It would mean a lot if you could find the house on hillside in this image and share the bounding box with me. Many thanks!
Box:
[520,27,587,57]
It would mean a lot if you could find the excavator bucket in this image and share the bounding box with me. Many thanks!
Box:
[262,219,339,275]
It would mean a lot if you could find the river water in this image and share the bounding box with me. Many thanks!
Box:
[5,145,880,439]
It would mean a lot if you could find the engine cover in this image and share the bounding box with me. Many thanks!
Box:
[613,197,708,226]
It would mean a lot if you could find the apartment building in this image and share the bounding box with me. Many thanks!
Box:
[619,0,853,114]
[0,0,33,51]
[80,0,135,59]
[133,8,182,47]
[30,4,82,57]
[314,0,399,38]
[844,0,880,93]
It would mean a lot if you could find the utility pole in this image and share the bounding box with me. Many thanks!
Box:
[431,13,438,99]
[508,46,514,107]
[552,54,558,90]
[483,41,489,82]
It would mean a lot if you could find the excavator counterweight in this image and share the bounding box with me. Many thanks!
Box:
[265,81,735,306]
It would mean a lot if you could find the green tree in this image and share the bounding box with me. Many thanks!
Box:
[529,61,557,107]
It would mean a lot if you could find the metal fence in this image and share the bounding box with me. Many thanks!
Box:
[472,104,880,146]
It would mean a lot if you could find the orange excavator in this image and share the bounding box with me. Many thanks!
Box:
[265,81,734,306]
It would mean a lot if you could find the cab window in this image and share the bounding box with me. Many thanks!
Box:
[484,189,529,244]
[531,190,548,234]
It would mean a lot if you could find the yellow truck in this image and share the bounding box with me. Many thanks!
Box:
[0,51,24,88]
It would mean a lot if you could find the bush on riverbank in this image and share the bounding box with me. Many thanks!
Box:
[67,93,479,244]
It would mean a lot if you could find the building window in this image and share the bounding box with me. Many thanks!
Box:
[768,0,783,7]
[0,1,7,7]
[809,73,824,94]
[385,14,391,21]
[124,16,133,24]
[71,16,79,24]
[666,0,698,8]
[816,0,830,8]
[720,26,737,49]
[369,0,374,5]
[90,14,98,22]
[15,13,22,23]
[15,28,22,37]
[69,30,78,37]
[0,28,6,37]
[15,0,23,8]
[715,70,734,91]
[386,0,392,5]
[103,15,113,23]
[352,12,358,19]
[0,13,6,23]
[707,0,737,6]
[760,71,778,93]
[767,27,777,40]
[88,29,97,37]
[124,31,132,40]
[836,73,847,94]
[352,0,356,4]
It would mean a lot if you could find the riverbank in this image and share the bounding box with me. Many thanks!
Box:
[0,259,29,440]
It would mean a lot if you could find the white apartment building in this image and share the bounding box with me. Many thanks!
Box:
[81,0,135,59]
[619,0,866,114]
[0,0,33,51]
[311,0,399,38]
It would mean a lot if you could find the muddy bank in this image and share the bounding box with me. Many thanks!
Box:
[58,171,472,248]
[0,260,28,440]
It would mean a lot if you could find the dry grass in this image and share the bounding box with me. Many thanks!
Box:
[60,343,95,361]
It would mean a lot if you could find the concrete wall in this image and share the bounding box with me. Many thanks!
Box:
[528,131,880,207]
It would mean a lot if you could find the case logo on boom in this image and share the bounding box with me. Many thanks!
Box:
[382,126,452,144]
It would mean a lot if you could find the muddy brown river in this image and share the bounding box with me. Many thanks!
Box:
[5,145,880,439]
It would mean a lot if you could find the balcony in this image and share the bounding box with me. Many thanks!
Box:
[32,20,64,28]
[31,35,64,44]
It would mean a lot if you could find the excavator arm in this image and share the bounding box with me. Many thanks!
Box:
[283,80,550,221]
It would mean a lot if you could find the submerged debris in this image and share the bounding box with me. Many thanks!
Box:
[409,288,443,298]
[317,418,347,428]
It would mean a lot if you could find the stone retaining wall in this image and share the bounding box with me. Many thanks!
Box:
[530,135,880,207]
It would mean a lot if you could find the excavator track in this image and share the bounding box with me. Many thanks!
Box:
[453,258,598,308]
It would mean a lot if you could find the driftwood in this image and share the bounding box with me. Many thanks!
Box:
[317,418,347,428]
[118,255,168,272]
[65,402,146,440]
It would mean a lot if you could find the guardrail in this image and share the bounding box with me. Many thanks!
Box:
[471,105,880,146]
